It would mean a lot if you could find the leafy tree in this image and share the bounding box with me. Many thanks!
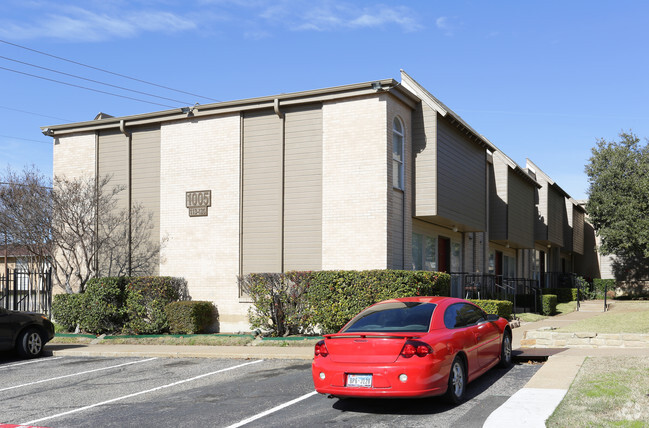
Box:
[585,131,649,284]
[0,167,163,293]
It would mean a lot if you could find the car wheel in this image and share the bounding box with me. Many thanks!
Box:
[17,328,44,358]
[498,331,512,368]
[445,356,466,404]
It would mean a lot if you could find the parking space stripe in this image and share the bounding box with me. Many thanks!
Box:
[226,391,318,428]
[0,357,158,393]
[21,359,264,426]
[0,357,63,370]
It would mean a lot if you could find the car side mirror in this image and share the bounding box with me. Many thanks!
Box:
[486,314,499,322]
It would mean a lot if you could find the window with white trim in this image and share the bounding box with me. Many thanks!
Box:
[392,117,404,189]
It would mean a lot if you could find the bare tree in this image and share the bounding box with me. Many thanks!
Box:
[1,167,163,294]
[0,166,51,274]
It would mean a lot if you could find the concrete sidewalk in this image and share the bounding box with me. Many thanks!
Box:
[48,343,314,360]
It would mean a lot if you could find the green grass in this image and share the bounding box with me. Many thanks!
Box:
[50,334,254,346]
[100,335,254,346]
[547,357,649,427]
[557,302,649,334]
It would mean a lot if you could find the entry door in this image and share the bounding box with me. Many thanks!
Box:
[438,237,451,273]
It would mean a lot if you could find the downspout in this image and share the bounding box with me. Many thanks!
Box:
[275,99,285,272]
[120,120,132,275]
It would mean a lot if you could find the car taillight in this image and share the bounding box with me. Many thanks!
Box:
[400,340,431,358]
[314,340,329,357]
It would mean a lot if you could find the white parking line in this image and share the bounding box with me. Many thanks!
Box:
[0,358,157,393]
[0,356,63,370]
[21,359,264,426]
[226,390,319,428]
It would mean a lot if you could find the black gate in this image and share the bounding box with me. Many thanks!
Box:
[0,269,52,317]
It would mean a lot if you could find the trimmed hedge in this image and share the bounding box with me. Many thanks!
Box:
[305,270,450,334]
[165,301,216,334]
[51,276,188,335]
[540,294,558,316]
[123,277,183,334]
[542,288,578,303]
[469,299,513,320]
[52,293,84,332]
[79,277,128,334]
[593,279,616,299]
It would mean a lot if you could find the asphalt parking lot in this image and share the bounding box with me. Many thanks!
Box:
[0,354,540,428]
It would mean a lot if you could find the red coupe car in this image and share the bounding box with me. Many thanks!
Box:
[311,296,512,403]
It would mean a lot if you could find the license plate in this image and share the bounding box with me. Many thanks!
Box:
[347,374,372,388]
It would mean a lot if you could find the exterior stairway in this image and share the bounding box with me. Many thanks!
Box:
[578,299,609,312]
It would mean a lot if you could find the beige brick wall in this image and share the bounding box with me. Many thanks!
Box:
[52,132,96,179]
[386,95,413,269]
[322,95,389,269]
[159,114,247,332]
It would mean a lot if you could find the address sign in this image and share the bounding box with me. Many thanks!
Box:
[186,190,211,217]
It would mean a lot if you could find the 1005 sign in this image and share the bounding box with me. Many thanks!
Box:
[186,190,211,217]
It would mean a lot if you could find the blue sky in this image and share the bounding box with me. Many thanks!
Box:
[1,0,648,200]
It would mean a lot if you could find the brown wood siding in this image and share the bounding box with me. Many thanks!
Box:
[242,110,283,274]
[283,105,322,271]
[413,103,437,216]
[131,126,161,274]
[507,172,535,248]
[547,187,564,246]
[489,160,508,241]
[97,130,129,212]
[535,185,548,242]
[563,198,574,252]
[436,118,486,230]
[572,208,585,255]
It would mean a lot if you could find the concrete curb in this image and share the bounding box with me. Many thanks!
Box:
[49,344,314,360]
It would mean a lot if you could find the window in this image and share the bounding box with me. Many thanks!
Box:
[342,301,436,333]
[444,303,486,329]
[412,233,436,271]
[392,117,404,189]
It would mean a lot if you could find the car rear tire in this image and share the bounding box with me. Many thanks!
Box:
[17,328,44,358]
[498,331,512,368]
[445,356,466,404]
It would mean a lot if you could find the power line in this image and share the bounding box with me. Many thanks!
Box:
[0,105,71,122]
[0,38,220,102]
[0,134,52,145]
[0,65,177,108]
[0,55,192,105]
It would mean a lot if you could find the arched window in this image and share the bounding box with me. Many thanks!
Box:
[392,117,404,189]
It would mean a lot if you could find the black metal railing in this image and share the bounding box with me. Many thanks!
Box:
[450,273,541,315]
[1,269,52,317]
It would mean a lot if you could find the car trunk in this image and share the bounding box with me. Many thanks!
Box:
[324,334,423,364]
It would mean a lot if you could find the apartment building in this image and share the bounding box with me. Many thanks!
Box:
[44,70,597,331]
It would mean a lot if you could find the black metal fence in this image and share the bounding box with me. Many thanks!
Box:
[0,269,52,317]
[450,273,541,315]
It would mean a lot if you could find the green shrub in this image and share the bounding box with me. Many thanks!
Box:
[305,269,451,334]
[540,294,558,316]
[124,276,184,334]
[593,279,616,299]
[240,272,313,337]
[165,301,216,334]
[52,293,84,332]
[79,277,128,334]
[469,299,513,320]
[542,288,577,303]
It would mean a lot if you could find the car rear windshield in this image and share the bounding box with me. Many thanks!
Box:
[341,302,436,333]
